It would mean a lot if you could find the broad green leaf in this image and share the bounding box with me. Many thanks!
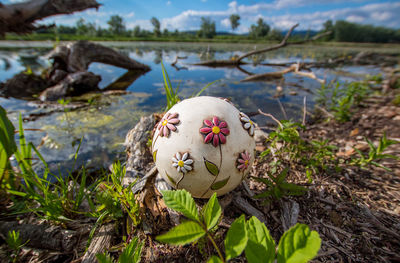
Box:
[156,221,205,245]
[277,223,321,263]
[204,157,219,176]
[202,193,221,230]
[211,176,230,190]
[224,214,248,261]
[276,168,289,184]
[207,255,223,263]
[245,216,276,263]
[161,190,199,222]
[0,106,16,157]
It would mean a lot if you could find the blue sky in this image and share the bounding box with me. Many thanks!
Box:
[4,0,400,32]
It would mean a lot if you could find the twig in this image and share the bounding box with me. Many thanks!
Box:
[258,109,283,128]
[276,98,287,120]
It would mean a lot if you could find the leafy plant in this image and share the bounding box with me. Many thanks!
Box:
[6,115,96,222]
[96,237,143,263]
[0,106,17,189]
[253,168,307,202]
[6,230,28,263]
[260,120,337,184]
[157,189,321,263]
[351,133,399,170]
[94,161,141,229]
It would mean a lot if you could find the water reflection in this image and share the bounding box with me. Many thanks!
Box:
[0,42,388,171]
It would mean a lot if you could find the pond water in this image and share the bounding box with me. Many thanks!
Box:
[0,41,391,172]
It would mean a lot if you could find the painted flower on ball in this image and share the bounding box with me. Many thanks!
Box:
[237,150,251,172]
[239,112,255,136]
[157,112,180,137]
[200,116,230,147]
[172,152,193,173]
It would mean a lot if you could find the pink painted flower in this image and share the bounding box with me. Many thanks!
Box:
[237,151,251,172]
[199,116,230,147]
[157,112,180,137]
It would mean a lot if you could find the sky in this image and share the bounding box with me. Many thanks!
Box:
[4,0,400,33]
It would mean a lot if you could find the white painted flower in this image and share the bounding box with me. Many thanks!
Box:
[239,112,255,136]
[172,152,193,173]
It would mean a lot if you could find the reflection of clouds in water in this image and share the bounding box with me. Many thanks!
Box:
[0,53,25,81]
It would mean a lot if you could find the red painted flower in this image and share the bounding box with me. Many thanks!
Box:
[237,151,251,172]
[157,112,180,137]
[200,116,230,147]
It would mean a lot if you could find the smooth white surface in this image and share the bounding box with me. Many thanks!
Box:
[152,96,255,198]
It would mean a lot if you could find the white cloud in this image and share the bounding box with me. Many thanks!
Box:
[126,12,135,18]
[221,18,231,28]
[166,1,171,6]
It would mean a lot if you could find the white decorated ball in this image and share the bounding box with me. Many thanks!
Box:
[152,96,256,198]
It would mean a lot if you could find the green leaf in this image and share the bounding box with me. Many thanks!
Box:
[204,157,219,176]
[156,221,206,245]
[96,253,113,263]
[245,216,276,263]
[202,193,221,230]
[161,190,199,222]
[210,176,230,190]
[224,214,248,261]
[0,106,16,157]
[207,255,223,263]
[119,237,143,263]
[277,223,321,263]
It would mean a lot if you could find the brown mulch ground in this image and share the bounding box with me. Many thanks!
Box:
[143,82,400,262]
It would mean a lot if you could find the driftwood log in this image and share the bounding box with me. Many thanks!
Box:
[0,0,100,36]
[193,24,331,67]
[0,221,78,252]
[81,223,114,263]
[0,41,151,101]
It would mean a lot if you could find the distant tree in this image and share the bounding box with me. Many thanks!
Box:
[151,17,161,37]
[268,29,283,41]
[229,14,240,31]
[57,25,76,34]
[321,20,334,41]
[132,25,141,37]
[76,18,88,35]
[249,18,270,38]
[107,15,125,35]
[198,17,216,38]
[163,28,169,37]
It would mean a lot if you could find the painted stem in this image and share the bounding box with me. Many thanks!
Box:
[201,144,223,198]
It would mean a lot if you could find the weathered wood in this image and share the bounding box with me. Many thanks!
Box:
[81,223,114,263]
[0,0,100,35]
[0,221,78,252]
[49,41,151,73]
[233,193,267,224]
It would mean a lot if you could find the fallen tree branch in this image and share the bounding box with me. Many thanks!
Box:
[0,0,101,35]
[0,221,78,252]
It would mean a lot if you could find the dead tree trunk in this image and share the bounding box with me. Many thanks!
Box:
[0,221,78,252]
[0,0,101,35]
[193,24,331,68]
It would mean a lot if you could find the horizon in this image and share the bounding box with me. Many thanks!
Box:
[3,0,400,33]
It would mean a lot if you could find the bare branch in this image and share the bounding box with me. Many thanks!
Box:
[237,23,299,63]
[0,0,101,35]
[258,109,283,128]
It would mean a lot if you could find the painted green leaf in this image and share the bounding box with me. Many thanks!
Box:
[156,221,206,245]
[165,171,176,186]
[202,193,221,230]
[277,223,321,263]
[153,150,157,162]
[207,255,223,263]
[245,216,276,263]
[204,157,219,176]
[161,189,200,222]
[224,214,248,261]
[210,176,230,190]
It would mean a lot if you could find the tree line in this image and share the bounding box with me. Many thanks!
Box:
[33,15,400,43]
